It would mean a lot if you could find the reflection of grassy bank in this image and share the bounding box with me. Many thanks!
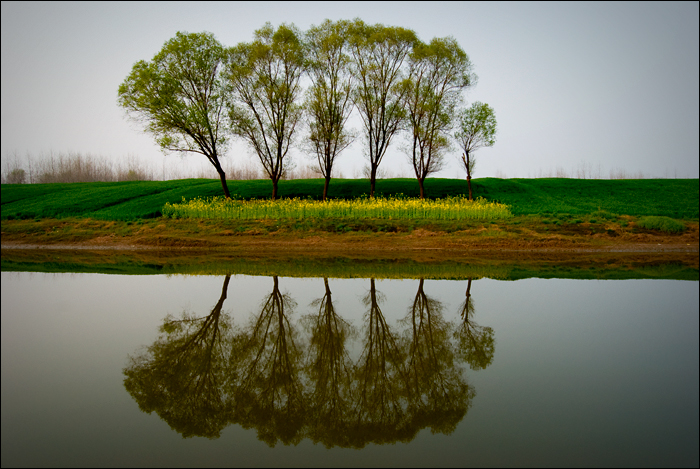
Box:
[2,249,697,280]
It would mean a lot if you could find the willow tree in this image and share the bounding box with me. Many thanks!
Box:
[225,23,305,200]
[118,32,232,198]
[454,102,497,200]
[303,20,356,201]
[347,20,417,197]
[401,37,475,199]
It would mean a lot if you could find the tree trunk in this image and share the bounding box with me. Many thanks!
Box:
[271,179,278,201]
[463,152,473,200]
[418,178,425,199]
[214,165,232,199]
[369,165,377,198]
[323,176,331,202]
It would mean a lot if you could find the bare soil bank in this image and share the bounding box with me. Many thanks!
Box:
[1,218,697,259]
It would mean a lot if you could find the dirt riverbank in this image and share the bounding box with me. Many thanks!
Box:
[3,218,697,279]
[2,218,697,259]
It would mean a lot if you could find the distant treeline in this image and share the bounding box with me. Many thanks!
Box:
[1,151,675,185]
[0,151,327,185]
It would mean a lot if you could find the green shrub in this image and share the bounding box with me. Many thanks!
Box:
[636,216,686,233]
[591,210,618,220]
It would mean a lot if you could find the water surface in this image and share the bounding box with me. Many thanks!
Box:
[1,271,698,467]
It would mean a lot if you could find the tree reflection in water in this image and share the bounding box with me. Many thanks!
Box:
[454,279,495,371]
[123,276,495,447]
[351,278,412,446]
[403,279,474,437]
[229,275,304,446]
[304,278,356,448]
[123,275,233,438]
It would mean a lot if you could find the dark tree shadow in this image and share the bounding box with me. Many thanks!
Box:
[123,275,233,439]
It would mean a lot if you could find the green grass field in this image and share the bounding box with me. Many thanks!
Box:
[1,177,698,221]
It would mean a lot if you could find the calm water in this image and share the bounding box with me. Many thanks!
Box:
[1,271,698,467]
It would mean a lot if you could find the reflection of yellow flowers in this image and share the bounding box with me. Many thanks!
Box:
[163,196,512,221]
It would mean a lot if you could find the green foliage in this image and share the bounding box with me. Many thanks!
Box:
[117,33,228,153]
[117,31,231,197]
[225,23,305,199]
[454,102,497,179]
[590,210,618,220]
[303,19,356,195]
[636,216,686,233]
[401,36,475,197]
[347,19,418,196]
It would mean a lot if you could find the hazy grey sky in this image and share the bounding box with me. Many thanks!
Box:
[2,1,698,179]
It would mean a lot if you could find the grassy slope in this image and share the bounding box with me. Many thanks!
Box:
[471,178,698,218]
[1,177,698,221]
